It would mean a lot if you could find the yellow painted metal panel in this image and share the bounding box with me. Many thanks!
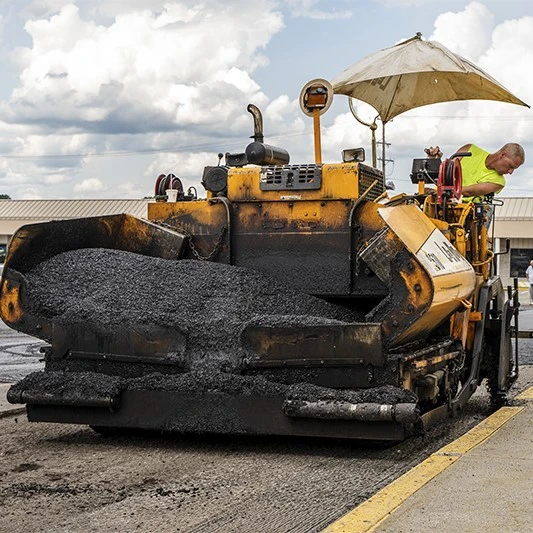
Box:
[237,200,352,233]
[376,203,476,346]
[378,204,437,252]
[148,199,212,220]
[0,279,23,325]
[148,199,228,230]
[226,163,368,201]
[392,301,462,346]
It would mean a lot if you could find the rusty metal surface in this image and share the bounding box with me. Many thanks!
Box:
[0,215,187,340]
[242,323,383,367]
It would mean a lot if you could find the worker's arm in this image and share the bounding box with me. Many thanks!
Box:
[461,181,502,197]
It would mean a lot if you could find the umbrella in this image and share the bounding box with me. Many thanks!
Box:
[331,33,529,124]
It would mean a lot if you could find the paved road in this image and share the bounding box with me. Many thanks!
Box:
[0,306,532,532]
[0,320,45,382]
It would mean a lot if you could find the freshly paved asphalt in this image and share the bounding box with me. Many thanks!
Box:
[1,292,532,533]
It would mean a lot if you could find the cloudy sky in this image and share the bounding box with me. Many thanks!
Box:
[0,0,532,199]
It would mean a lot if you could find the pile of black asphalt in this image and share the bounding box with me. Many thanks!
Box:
[16,248,415,412]
[10,368,415,404]
[24,248,365,371]
[25,248,360,325]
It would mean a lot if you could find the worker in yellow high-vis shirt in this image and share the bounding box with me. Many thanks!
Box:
[456,143,525,202]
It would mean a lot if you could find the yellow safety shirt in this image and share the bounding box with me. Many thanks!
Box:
[460,144,505,202]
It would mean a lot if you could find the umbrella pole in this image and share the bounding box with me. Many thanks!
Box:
[371,127,377,168]
[348,98,378,168]
[381,122,386,173]
[313,108,322,164]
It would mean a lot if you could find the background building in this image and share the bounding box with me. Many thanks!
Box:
[492,197,533,288]
[0,199,149,262]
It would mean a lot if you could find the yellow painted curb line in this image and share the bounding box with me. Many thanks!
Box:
[437,406,523,456]
[322,454,460,533]
[516,386,533,400]
[322,394,531,533]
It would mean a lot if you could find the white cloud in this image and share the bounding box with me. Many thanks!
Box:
[2,0,533,200]
[0,155,73,198]
[5,2,283,134]
[74,177,105,192]
[23,0,72,19]
[374,0,426,7]
[0,0,289,197]
[43,173,69,184]
[323,111,371,158]
[479,16,533,106]
[18,187,45,200]
[145,151,221,194]
[114,181,148,198]
[422,4,533,163]
[430,1,495,60]
[13,132,96,157]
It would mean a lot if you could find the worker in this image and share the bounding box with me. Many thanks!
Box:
[456,143,525,202]
[526,260,533,305]
[424,146,443,159]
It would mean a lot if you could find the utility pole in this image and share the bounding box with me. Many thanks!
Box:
[377,140,394,176]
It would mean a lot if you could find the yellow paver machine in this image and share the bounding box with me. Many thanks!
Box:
[0,68,523,440]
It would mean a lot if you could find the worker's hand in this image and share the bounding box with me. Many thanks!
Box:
[424,146,443,158]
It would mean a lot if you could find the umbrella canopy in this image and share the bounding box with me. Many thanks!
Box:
[331,33,529,123]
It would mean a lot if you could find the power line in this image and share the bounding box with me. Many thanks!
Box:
[0,128,316,160]
[0,113,530,160]
[0,139,245,159]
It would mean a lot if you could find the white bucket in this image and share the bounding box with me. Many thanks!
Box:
[167,189,178,202]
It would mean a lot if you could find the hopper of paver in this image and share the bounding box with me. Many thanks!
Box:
[0,214,188,357]
[0,193,478,441]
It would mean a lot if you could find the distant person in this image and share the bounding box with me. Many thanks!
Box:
[455,143,525,202]
[526,260,533,305]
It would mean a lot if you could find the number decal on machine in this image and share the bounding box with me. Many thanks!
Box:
[417,230,472,276]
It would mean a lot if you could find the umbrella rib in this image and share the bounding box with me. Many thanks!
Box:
[382,75,402,123]
[430,41,470,73]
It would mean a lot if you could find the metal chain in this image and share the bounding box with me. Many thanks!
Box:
[152,219,227,261]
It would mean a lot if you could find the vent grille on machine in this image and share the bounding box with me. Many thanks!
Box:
[358,164,385,200]
[260,165,322,190]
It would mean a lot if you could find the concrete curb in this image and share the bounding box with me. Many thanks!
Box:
[323,386,533,533]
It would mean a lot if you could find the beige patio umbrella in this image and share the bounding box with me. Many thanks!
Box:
[331,33,529,124]
[331,33,529,170]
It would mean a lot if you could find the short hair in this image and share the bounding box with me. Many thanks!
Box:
[501,143,525,163]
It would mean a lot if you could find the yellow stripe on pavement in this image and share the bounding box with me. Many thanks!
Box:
[323,403,525,533]
[322,454,459,533]
[437,406,523,456]
[516,386,533,400]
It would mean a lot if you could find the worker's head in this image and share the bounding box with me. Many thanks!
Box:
[493,143,525,176]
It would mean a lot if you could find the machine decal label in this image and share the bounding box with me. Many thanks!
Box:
[280,195,302,200]
[417,230,472,276]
